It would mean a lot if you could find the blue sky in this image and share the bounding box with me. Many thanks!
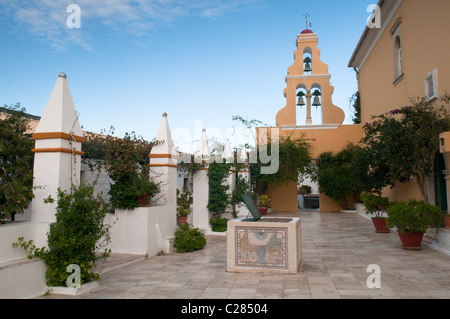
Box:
[0,0,375,153]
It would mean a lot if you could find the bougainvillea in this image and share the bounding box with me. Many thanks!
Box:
[362,94,450,203]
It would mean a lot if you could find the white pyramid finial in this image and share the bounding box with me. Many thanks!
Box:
[195,128,210,158]
[35,73,82,136]
[223,139,234,163]
[152,113,175,155]
[239,145,248,164]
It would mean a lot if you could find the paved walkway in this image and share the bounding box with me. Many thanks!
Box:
[37,211,450,299]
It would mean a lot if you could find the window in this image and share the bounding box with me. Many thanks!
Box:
[425,69,438,101]
[394,36,403,77]
[390,18,404,84]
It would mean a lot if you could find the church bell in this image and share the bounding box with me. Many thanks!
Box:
[304,62,312,72]
[312,96,321,107]
[297,96,305,106]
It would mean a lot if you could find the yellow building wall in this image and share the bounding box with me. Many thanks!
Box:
[359,0,450,124]
[357,0,450,203]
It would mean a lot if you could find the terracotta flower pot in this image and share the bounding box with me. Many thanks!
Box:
[177,216,188,225]
[371,218,390,233]
[443,216,450,229]
[397,231,424,250]
[258,207,268,216]
[137,194,151,207]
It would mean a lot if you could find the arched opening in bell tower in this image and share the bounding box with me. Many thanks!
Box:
[296,85,307,126]
[303,47,313,75]
[310,83,323,125]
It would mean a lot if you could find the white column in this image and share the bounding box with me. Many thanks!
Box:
[237,146,251,217]
[192,129,211,232]
[31,73,83,223]
[223,139,235,212]
[149,113,178,252]
[306,92,313,125]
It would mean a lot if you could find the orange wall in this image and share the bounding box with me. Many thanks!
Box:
[357,0,450,203]
[359,0,450,124]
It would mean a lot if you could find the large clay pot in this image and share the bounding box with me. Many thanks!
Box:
[443,216,450,229]
[371,218,390,233]
[258,207,268,216]
[397,231,424,250]
[177,216,188,225]
[137,194,151,207]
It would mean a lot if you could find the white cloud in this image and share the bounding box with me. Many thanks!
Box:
[0,0,263,50]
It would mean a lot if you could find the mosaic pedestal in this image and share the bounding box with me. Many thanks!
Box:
[226,217,301,274]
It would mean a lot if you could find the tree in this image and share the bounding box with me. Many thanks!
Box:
[0,103,34,220]
[316,144,378,209]
[350,91,361,124]
[251,134,311,193]
[362,94,450,203]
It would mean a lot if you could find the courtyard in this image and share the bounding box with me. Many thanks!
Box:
[37,210,450,300]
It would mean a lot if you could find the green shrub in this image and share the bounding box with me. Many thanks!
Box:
[386,200,442,234]
[174,224,206,253]
[0,103,34,220]
[210,217,228,232]
[317,144,372,209]
[109,174,159,210]
[13,185,111,287]
[360,193,389,219]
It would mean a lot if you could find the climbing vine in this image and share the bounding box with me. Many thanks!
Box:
[207,161,231,216]
[13,185,112,287]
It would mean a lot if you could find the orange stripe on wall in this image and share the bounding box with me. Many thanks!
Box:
[32,148,84,156]
[148,154,177,159]
[148,164,178,168]
[32,132,85,143]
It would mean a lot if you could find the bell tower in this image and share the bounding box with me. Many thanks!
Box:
[276,25,345,126]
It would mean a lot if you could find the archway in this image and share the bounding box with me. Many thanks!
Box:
[434,152,447,212]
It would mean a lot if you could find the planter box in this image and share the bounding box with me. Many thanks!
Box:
[227,217,301,274]
[48,281,99,296]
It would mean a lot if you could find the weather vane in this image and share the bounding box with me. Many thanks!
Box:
[303,12,312,30]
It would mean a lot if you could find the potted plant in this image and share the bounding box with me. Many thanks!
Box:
[360,193,390,233]
[298,184,312,195]
[177,190,192,225]
[442,213,450,229]
[386,199,442,250]
[135,174,160,207]
[257,194,271,216]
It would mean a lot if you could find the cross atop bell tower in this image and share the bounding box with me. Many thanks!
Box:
[303,12,312,30]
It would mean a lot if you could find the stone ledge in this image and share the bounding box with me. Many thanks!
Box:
[0,257,40,271]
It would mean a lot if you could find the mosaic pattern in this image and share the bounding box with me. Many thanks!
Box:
[235,227,288,270]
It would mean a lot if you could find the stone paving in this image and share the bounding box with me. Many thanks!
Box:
[37,211,450,299]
